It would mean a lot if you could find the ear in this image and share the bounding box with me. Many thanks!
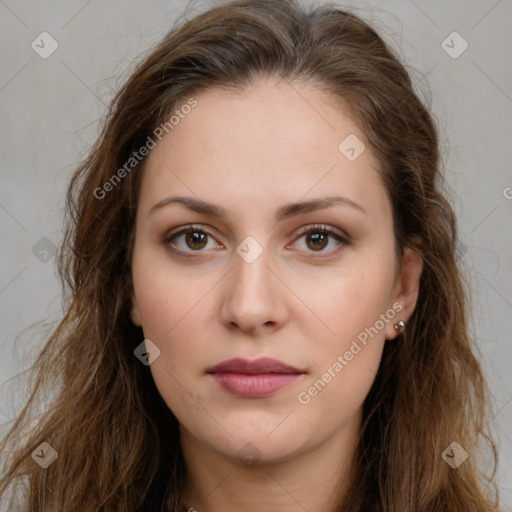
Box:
[130,290,143,327]
[385,246,423,340]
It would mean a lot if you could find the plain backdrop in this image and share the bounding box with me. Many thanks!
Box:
[0,0,511,508]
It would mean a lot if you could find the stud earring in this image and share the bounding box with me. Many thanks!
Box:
[394,320,406,334]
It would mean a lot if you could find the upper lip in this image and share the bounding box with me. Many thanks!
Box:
[207,357,304,374]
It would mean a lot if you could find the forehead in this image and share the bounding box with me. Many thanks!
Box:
[139,77,389,223]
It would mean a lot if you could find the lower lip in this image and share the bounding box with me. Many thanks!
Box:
[209,372,302,398]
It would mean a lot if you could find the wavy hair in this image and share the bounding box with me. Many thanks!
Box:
[0,0,501,510]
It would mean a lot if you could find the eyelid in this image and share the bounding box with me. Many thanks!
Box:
[162,223,350,256]
[164,223,216,240]
[162,224,224,249]
[287,224,350,257]
[293,223,350,242]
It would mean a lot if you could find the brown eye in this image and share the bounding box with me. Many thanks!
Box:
[305,231,329,251]
[163,224,349,258]
[164,225,221,254]
[292,225,349,256]
[184,231,208,250]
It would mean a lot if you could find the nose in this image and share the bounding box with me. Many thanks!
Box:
[218,243,289,336]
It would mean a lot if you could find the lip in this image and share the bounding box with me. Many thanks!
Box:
[207,357,305,398]
[207,357,303,374]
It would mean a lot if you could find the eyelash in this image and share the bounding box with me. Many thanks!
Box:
[162,223,350,258]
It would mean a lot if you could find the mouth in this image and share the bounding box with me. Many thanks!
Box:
[206,357,305,398]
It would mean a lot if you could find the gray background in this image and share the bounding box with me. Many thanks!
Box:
[0,0,511,507]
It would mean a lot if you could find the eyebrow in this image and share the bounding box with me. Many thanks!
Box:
[148,195,366,220]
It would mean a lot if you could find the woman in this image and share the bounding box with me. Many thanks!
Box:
[0,0,502,510]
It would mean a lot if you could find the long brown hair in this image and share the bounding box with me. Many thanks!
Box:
[0,0,502,510]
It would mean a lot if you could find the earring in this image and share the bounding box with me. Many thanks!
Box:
[394,320,406,334]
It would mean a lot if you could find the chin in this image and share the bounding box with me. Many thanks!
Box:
[227,439,301,466]
[211,424,308,464]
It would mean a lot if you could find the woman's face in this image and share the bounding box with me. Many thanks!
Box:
[130,77,422,465]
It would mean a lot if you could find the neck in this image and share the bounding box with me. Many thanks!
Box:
[178,410,361,512]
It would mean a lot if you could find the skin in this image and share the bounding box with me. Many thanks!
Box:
[129,77,423,512]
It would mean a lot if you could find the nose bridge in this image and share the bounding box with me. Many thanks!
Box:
[219,235,285,331]
[231,238,273,304]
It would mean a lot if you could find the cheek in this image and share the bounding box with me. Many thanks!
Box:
[299,258,395,345]
[131,246,210,341]
[135,283,203,379]
[295,252,395,404]
[140,292,207,423]
[299,345,384,422]
[131,250,212,379]
[297,275,390,417]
